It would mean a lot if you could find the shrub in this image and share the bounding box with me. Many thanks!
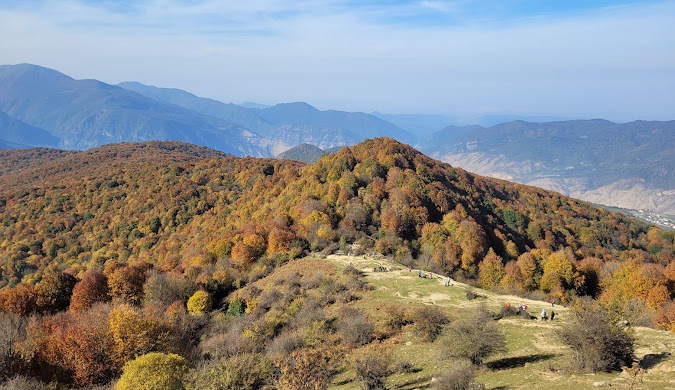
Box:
[116,352,190,390]
[394,360,415,374]
[342,265,363,278]
[266,329,304,358]
[558,298,635,372]
[227,298,246,316]
[352,343,392,390]
[184,353,276,390]
[277,347,333,390]
[412,305,449,342]
[187,290,212,315]
[433,363,481,390]
[382,305,413,333]
[464,287,482,301]
[338,308,374,347]
[0,375,54,390]
[442,307,506,365]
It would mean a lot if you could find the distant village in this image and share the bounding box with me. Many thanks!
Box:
[633,209,675,230]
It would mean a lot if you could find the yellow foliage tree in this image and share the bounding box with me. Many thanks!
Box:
[116,352,190,390]
[108,304,170,370]
[187,290,212,315]
[478,248,505,289]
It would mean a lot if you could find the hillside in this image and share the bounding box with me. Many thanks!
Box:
[1,138,675,388]
[118,81,414,154]
[1,138,673,308]
[321,254,675,389]
[421,119,675,214]
[0,111,59,149]
[276,143,327,163]
[0,64,267,156]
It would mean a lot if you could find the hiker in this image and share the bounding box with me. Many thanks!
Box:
[551,298,555,307]
[505,301,511,308]
[408,266,412,272]
[550,311,555,321]
[444,277,451,287]
[418,270,422,278]
[541,308,547,321]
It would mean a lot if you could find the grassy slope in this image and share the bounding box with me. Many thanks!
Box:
[308,254,675,390]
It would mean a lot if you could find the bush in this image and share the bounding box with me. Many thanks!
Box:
[0,376,54,390]
[382,305,413,333]
[352,343,392,390]
[338,308,374,347]
[184,353,276,390]
[558,299,635,372]
[227,298,246,316]
[464,287,482,301]
[433,364,482,390]
[116,352,190,390]
[442,307,506,365]
[277,347,333,390]
[187,290,212,315]
[342,265,363,278]
[412,306,449,342]
[266,329,304,358]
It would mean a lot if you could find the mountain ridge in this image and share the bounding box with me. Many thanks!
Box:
[0,64,268,156]
[421,119,675,214]
[117,80,414,154]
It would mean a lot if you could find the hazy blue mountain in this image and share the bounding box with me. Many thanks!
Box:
[422,119,675,214]
[473,114,578,127]
[118,82,414,155]
[0,111,59,149]
[236,102,271,109]
[0,64,267,156]
[371,112,462,138]
[276,143,326,163]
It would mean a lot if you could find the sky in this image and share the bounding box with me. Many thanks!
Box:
[1,0,674,122]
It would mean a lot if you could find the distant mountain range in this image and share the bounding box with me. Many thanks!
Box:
[118,81,413,155]
[0,64,267,156]
[0,63,673,215]
[419,120,675,215]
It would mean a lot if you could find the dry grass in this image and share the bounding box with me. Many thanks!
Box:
[322,254,675,390]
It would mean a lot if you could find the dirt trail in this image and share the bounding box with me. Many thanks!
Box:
[325,254,567,315]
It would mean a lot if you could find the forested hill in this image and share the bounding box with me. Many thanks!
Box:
[1,138,674,324]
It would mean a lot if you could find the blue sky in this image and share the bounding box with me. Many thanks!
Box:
[1,0,674,122]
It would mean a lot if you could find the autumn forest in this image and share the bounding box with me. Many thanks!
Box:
[1,138,674,388]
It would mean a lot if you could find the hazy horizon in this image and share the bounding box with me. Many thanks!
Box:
[1,0,674,122]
